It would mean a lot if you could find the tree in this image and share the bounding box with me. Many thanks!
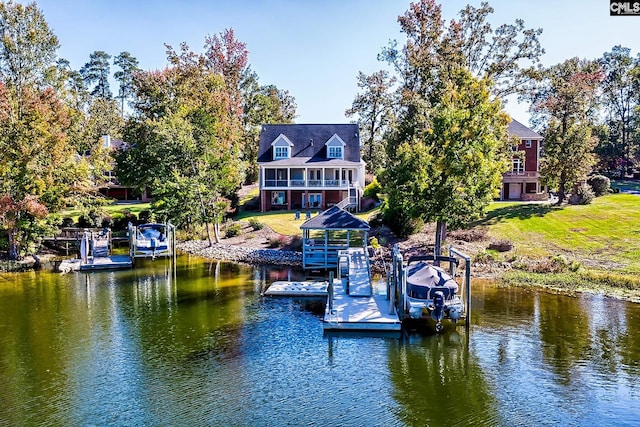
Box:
[118,36,246,244]
[240,68,297,182]
[598,46,640,177]
[345,70,396,173]
[80,50,112,99]
[0,83,99,259]
[456,1,544,98]
[530,58,603,203]
[0,1,59,109]
[113,51,140,116]
[378,0,513,256]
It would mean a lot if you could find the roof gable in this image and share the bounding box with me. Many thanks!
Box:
[271,134,294,147]
[300,206,370,230]
[257,124,361,164]
[508,119,542,140]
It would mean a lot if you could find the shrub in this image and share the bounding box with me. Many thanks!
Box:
[77,210,103,228]
[488,239,513,252]
[473,250,497,264]
[60,217,75,228]
[369,237,381,250]
[286,235,303,252]
[569,183,594,205]
[268,235,288,248]
[138,210,153,224]
[587,174,611,196]
[101,215,114,229]
[113,211,136,231]
[225,223,242,238]
[363,178,382,200]
[248,218,264,230]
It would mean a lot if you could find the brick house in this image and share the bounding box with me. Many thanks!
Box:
[257,124,365,212]
[501,119,546,201]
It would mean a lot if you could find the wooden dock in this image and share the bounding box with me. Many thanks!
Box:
[323,278,401,331]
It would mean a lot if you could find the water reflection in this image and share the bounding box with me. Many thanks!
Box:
[1,260,640,426]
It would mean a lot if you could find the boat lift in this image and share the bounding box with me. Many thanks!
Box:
[389,244,472,330]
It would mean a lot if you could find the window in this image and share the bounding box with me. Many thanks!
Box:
[525,140,532,149]
[271,191,285,205]
[328,146,343,159]
[512,159,524,174]
[303,193,322,208]
[274,146,289,159]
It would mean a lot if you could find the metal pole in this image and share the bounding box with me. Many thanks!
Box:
[328,271,334,311]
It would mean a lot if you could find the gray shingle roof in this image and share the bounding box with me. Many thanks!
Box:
[300,206,370,230]
[258,124,361,164]
[508,119,542,139]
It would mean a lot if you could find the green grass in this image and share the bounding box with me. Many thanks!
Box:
[234,207,380,236]
[479,194,640,273]
[62,202,152,221]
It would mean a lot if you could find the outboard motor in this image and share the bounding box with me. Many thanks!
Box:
[431,290,445,331]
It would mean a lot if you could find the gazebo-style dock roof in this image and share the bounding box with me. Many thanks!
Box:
[301,206,370,270]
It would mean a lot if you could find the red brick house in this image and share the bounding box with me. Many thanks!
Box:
[257,124,365,212]
[97,135,152,202]
[501,119,546,201]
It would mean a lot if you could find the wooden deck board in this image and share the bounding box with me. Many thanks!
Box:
[323,279,401,331]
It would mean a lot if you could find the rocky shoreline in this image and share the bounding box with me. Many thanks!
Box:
[177,240,303,267]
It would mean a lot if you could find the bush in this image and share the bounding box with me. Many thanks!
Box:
[77,210,103,228]
[101,215,114,229]
[363,178,382,200]
[112,211,137,231]
[268,235,288,248]
[569,183,594,205]
[488,239,513,252]
[587,174,611,196]
[473,250,497,264]
[248,218,264,230]
[225,223,242,238]
[138,210,153,224]
[60,217,75,228]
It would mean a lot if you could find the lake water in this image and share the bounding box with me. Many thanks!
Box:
[1,255,639,426]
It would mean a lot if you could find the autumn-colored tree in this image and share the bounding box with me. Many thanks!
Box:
[530,58,603,204]
[118,33,247,244]
[241,67,297,182]
[345,70,396,173]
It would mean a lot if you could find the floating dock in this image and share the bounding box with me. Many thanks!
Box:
[58,255,133,273]
[264,280,328,297]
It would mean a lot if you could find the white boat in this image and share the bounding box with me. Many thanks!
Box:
[404,259,464,332]
[130,223,174,259]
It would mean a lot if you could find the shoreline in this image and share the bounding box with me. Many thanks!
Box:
[4,239,639,305]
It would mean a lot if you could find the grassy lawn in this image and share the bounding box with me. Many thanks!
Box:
[235,207,380,236]
[62,202,152,221]
[479,194,640,273]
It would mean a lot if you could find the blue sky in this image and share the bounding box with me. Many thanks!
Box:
[36,0,640,127]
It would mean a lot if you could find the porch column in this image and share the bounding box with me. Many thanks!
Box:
[321,168,325,187]
[260,166,264,189]
[287,190,291,210]
[322,190,326,210]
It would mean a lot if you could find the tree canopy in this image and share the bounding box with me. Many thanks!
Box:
[376,0,513,253]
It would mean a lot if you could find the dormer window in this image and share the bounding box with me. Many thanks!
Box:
[271,134,293,160]
[274,146,289,159]
[325,133,346,159]
[328,146,343,158]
